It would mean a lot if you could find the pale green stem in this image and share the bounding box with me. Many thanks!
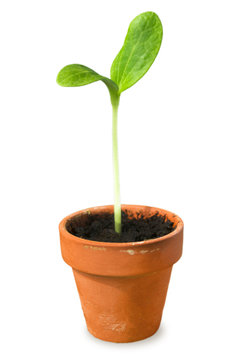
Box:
[112,102,121,233]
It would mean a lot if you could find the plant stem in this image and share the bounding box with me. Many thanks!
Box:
[112,100,121,233]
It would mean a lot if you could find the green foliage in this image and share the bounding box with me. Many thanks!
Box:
[57,64,119,106]
[56,11,163,233]
[57,12,162,99]
[57,64,103,87]
[110,12,163,93]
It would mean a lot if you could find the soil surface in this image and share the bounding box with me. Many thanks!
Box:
[66,210,176,243]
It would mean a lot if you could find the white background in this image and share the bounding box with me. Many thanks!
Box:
[1,0,240,358]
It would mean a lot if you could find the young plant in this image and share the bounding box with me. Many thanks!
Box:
[57,11,163,234]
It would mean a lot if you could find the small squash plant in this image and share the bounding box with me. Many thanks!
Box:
[57,11,163,234]
[58,11,184,343]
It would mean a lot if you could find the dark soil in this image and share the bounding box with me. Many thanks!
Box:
[66,210,176,243]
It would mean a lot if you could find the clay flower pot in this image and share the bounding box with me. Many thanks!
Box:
[59,204,183,343]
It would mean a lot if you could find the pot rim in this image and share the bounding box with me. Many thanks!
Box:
[59,204,183,248]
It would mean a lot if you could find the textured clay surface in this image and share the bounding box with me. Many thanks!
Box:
[59,205,184,342]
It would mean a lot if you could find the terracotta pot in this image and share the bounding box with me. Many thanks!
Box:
[59,204,183,343]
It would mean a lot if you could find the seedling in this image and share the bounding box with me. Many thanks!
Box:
[57,11,163,234]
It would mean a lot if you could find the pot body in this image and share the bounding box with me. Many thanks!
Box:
[59,205,183,343]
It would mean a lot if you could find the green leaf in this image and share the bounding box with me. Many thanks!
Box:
[57,64,119,105]
[110,11,163,93]
[57,64,104,87]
